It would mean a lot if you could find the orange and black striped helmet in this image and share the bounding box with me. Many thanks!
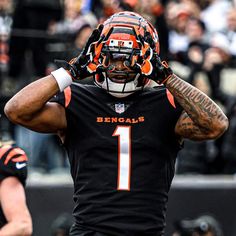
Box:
[102,11,159,53]
[94,11,159,97]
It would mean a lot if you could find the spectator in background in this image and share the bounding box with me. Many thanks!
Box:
[176,17,220,175]
[189,3,236,107]
[47,0,97,66]
[172,214,224,236]
[73,24,93,52]
[88,0,104,21]
[221,101,236,174]
[226,7,236,65]
[15,127,68,174]
[0,95,14,143]
[209,6,236,68]
[184,16,230,106]
[46,0,95,85]
[203,5,236,113]
[48,0,97,36]
[175,17,231,175]
[166,1,232,107]
[0,0,13,143]
[218,7,236,174]
[12,0,96,175]
[165,1,233,174]
[132,0,169,59]
[185,17,209,85]
[0,0,13,92]
[166,2,193,61]
[7,0,73,174]
[8,0,62,87]
[0,140,32,235]
[202,33,231,106]
[99,0,124,21]
[200,0,231,35]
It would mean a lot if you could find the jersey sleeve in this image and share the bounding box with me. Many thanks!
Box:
[0,145,28,186]
[165,88,183,114]
[50,86,71,108]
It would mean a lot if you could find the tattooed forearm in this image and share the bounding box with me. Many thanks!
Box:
[176,111,212,141]
[166,74,229,139]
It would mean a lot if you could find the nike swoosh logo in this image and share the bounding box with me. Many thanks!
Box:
[16,162,27,169]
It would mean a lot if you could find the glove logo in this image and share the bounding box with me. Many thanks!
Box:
[16,162,27,169]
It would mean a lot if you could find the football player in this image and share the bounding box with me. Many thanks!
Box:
[0,140,32,236]
[5,11,228,236]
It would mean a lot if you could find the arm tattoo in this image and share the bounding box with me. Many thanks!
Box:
[166,75,228,138]
[177,112,211,140]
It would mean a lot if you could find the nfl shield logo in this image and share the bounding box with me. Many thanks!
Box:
[115,103,125,114]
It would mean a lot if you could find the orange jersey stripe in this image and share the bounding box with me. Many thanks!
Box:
[64,86,72,107]
[166,89,176,108]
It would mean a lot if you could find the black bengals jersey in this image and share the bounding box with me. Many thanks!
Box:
[53,83,183,236]
[0,144,28,228]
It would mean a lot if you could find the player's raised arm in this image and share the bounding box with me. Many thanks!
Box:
[4,75,66,133]
[133,35,229,141]
[4,25,104,134]
[166,75,229,140]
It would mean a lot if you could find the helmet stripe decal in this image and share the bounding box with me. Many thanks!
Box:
[104,21,140,26]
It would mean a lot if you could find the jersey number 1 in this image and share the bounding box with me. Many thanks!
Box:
[112,126,131,191]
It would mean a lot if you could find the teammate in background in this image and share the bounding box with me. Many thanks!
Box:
[0,140,32,236]
[4,11,228,236]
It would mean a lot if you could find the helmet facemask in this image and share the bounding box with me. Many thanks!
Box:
[93,11,159,97]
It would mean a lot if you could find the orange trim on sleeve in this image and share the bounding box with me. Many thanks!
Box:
[4,148,27,165]
[0,145,11,159]
[64,87,72,108]
[166,89,176,108]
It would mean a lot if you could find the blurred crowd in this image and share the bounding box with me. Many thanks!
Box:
[0,0,236,175]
